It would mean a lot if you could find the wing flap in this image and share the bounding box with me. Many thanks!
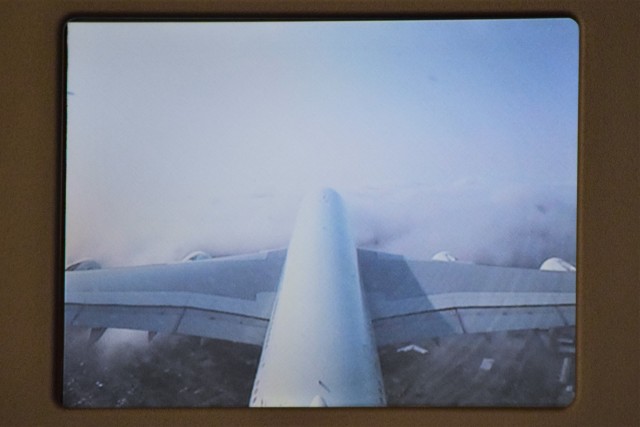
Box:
[66,304,270,345]
[373,304,574,346]
[66,290,276,319]
[373,310,463,346]
[457,305,571,334]
[176,308,268,345]
[67,304,184,334]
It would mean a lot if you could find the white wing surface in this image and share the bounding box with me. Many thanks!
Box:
[65,250,287,345]
[357,249,575,346]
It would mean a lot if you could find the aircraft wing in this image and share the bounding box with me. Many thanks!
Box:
[357,249,576,347]
[65,249,287,345]
[65,247,575,348]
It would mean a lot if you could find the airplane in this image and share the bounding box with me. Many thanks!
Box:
[64,187,576,407]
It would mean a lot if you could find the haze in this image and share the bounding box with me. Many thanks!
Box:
[65,19,578,269]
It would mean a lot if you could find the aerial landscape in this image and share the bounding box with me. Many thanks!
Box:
[64,18,578,407]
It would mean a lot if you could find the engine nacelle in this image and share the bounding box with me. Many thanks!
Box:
[431,251,458,262]
[65,259,101,271]
[539,257,576,272]
[181,251,213,262]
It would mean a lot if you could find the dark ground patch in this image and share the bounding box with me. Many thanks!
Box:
[379,326,575,407]
[63,326,574,407]
[63,326,261,407]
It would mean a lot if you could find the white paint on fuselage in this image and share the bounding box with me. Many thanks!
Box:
[249,188,385,407]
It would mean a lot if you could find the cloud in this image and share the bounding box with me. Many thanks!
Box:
[66,182,576,270]
[64,21,578,270]
[345,182,576,268]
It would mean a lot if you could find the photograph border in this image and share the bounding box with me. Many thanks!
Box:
[0,0,638,425]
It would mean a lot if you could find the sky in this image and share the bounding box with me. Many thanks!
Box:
[65,19,579,269]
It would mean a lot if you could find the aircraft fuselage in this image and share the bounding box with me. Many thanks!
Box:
[249,188,386,407]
